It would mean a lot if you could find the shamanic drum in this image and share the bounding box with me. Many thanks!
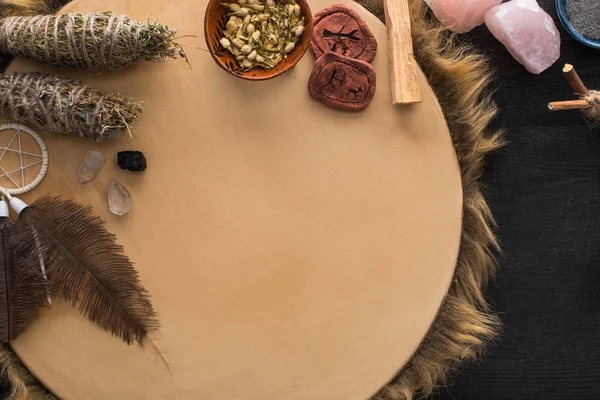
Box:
[7,0,468,398]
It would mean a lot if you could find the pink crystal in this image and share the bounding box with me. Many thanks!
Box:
[485,0,561,74]
[78,151,104,183]
[425,0,502,33]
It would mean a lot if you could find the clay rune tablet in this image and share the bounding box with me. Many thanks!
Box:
[308,52,376,112]
[310,4,377,62]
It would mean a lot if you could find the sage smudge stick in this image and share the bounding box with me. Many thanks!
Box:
[0,72,142,141]
[0,12,186,70]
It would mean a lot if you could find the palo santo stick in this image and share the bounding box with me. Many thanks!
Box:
[383,0,422,104]
[563,64,588,96]
[548,99,590,111]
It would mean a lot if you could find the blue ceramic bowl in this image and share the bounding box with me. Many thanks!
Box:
[556,0,600,49]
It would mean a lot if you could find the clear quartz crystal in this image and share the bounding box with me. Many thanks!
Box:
[79,151,104,183]
[108,179,132,216]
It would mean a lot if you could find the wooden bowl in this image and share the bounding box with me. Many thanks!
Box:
[204,0,313,80]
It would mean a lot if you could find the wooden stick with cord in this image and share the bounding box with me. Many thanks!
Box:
[383,0,422,104]
[548,99,590,111]
[563,64,588,96]
[556,63,600,122]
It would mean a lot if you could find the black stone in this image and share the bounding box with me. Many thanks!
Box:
[117,151,147,172]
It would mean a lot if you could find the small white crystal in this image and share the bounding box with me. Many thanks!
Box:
[79,151,104,183]
[108,179,132,216]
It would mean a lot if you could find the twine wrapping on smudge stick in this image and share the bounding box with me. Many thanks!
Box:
[0,12,185,70]
[583,91,600,119]
[0,72,142,141]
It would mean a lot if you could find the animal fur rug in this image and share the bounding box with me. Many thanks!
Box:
[0,0,503,399]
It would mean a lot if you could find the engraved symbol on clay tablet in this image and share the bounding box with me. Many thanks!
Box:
[308,52,376,112]
[310,4,377,63]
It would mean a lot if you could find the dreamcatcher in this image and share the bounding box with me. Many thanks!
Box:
[0,123,157,344]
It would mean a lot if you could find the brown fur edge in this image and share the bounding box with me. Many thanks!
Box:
[0,0,52,16]
[0,345,57,400]
[0,0,503,399]
[365,0,504,398]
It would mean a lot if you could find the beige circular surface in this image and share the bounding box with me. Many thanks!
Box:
[8,0,462,399]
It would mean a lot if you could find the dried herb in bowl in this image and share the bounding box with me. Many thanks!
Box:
[219,0,305,70]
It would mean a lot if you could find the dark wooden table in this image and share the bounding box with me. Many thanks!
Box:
[433,1,600,399]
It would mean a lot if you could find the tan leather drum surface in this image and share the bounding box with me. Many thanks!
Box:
[8,0,463,398]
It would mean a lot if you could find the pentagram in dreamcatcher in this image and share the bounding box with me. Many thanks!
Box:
[0,122,48,195]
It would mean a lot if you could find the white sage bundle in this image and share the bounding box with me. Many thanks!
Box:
[0,72,142,141]
[0,12,185,70]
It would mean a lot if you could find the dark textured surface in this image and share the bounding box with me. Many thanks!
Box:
[433,0,600,399]
[566,0,600,40]
[117,150,147,171]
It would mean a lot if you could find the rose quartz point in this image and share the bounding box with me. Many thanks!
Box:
[485,0,561,74]
[425,0,502,33]
[78,150,104,183]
